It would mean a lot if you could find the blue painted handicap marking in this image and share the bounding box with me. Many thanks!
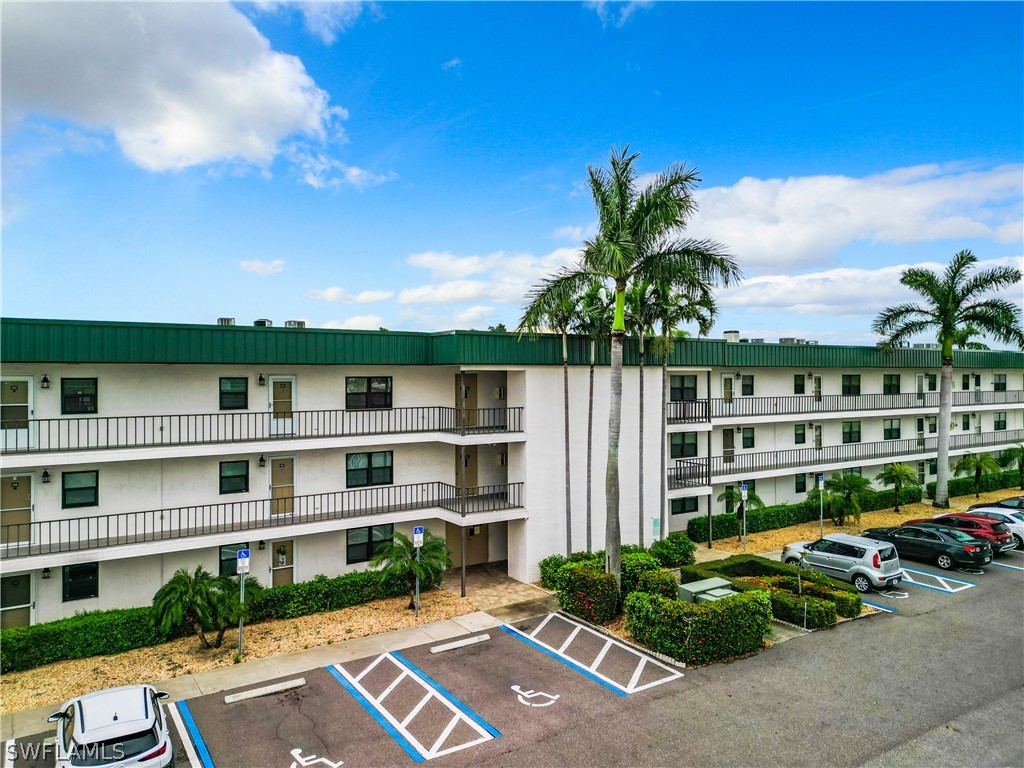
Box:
[860,600,895,613]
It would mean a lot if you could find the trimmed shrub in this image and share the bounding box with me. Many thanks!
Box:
[1,608,175,674]
[649,532,697,568]
[636,569,679,600]
[556,563,619,624]
[620,552,662,598]
[625,590,772,665]
[926,470,1021,500]
[751,575,861,618]
[248,570,405,622]
[538,554,569,590]
[621,544,648,555]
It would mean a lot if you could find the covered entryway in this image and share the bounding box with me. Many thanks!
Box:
[1,475,31,545]
[0,572,32,628]
[446,522,489,568]
[455,373,478,429]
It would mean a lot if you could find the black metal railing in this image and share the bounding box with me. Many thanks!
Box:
[706,390,1022,419]
[709,428,1024,478]
[0,481,524,559]
[0,406,524,454]
[666,400,710,423]
[669,458,710,489]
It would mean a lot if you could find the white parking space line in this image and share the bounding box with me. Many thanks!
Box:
[990,561,1024,571]
[167,701,204,768]
[505,614,683,695]
[900,567,975,593]
[330,652,498,761]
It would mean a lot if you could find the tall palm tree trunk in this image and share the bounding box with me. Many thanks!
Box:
[935,349,953,508]
[562,330,573,554]
[606,328,624,587]
[587,340,595,552]
[638,335,645,548]
[659,347,668,540]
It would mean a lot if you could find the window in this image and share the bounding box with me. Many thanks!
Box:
[346,451,393,488]
[927,374,937,392]
[917,462,925,485]
[219,543,249,576]
[928,458,937,476]
[741,427,755,449]
[844,467,862,477]
[346,524,394,564]
[740,375,754,396]
[63,563,98,602]
[962,414,971,431]
[842,421,861,444]
[62,470,98,508]
[795,474,806,493]
[670,497,699,515]
[994,374,1007,392]
[793,375,805,395]
[883,374,901,395]
[346,377,393,409]
[995,412,1007,431]
[670,432,698,458]
[962,374,970,390]
[61,378,97,414]
[219,378,248,410]
[883,419,901,440]
[927,416,937,434]
[794,424,806,445]
[670,375,697,401]
[841,375,861,396]
[220,460,249,494]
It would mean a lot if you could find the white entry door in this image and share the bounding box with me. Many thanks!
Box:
[1,378,32,451]
[269,377,296,436]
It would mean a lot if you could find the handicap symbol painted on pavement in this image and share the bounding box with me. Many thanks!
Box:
[511,685,560,707]
[289,747,344,768]
[876,589,909,599]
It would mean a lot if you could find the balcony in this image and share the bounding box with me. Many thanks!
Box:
[669,458,710,489]
[705,390,1022,420]
[0,481,524,560]
[708,428,1024,478]
[0,406,524,455]
[666,400,710,424]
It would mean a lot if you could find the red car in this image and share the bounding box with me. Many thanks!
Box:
[904,513,1018,556]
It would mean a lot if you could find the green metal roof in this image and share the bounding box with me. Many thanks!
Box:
[2,317,1022,369]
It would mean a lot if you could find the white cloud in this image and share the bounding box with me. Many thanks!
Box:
[454,305,495,324]
[3,2,345,173]
[240,258,285,276]
[321,315,385,330]
[441,58,462,72]
[585,1,653,27]
[253,2,379,44]
[286,147,397,189]
[688,163,1023,274]
[306,287,394,303]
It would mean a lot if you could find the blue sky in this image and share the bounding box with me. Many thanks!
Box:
[3,1,1022,345]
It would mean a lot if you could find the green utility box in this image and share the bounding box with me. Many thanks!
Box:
[678,577,738,603]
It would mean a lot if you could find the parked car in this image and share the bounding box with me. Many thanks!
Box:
[968,495,1024,512]
[781,533,902,592]
[48,685,173,768]
[965,507,1024,549]
[862,524,992,570]
[906,513,1018,556]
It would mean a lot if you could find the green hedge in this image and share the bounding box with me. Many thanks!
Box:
[625,590,772,665]
[248,570,406,621]
[539,551,605,591]
[556,563,619,624]
[1,608,175,674]
[620,552,661,599]
[636,569,679,600]
[751,575,861,618]
[649,532,697,568]
[686,487,923,542]
[926,470,1021,500]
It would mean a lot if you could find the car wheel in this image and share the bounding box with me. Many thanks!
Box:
[785,558,800,565]
[936,553,954,570]
[852,574,872,593]
[1014,535,1023,550]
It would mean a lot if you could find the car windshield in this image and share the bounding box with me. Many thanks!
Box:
[1011,512,1024,522]
[990,522,1009,532]
[945,530,975,543]
[71,728,159,766]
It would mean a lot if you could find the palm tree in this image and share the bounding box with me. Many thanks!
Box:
[872,250,1023,508]
[524,146,740,586]
[821,472,872,526]
[874,463,920,515]
[151,566,220,649]
[717,485,765,542]
[625,281,659,547]
[999,443,1024,490]
[572,282,613,551]
[370,530,451,609]
[517,293,578,555]
[211,574,263,648]
[954,452,1003,499]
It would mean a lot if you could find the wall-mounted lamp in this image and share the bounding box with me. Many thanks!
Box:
[807,422,815,429]
[735,371,742,378]
[807,371,814,379]
[40,375,50,389]
[258,374,266,386]
[258,455,266,468]
[735,426,744,433]
[258,540,266,551]
[41,470,51,484]
[41,568,51,580]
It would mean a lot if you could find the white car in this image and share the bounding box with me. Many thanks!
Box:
[961,507,1024,549]
[48,685,173,767]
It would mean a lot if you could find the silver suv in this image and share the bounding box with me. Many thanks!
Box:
[48,684,173,767]
[781,533,902,592]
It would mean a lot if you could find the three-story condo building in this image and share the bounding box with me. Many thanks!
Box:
[1,317,1021,627]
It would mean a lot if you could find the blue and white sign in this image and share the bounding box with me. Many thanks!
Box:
[236,548,251,574]
[413,526,424,548]
[740,483,748,501]
[818,474,825,489]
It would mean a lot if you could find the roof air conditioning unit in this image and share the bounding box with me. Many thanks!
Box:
[724,330,740,343]
[779,337,798,345]
[806,340,818,346]
[750,338,765,344]
[217,317,235,326]
[284,320,306,328]
[254,319,273,327]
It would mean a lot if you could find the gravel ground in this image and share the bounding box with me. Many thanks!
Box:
[0,588,475,714]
